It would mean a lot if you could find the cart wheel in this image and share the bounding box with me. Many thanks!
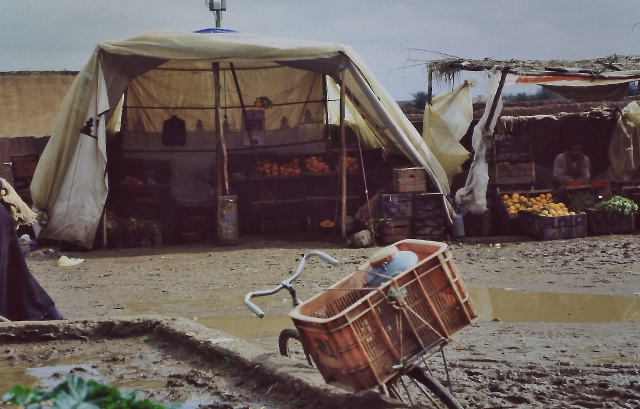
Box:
[382,366,463,409]
[278,328,312,366]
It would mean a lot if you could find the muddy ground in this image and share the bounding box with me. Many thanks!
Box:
[11,234,640,407]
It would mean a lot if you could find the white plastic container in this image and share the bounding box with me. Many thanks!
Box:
[452,213,465,238]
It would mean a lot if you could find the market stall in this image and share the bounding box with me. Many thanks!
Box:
[427,55,640,239]
[31,29,451,249]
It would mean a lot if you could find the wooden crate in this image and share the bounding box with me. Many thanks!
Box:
[377,217,411,244]
[10,154,39,205]
[489,162,535,186]
[411,218,443,240]
[621,186,640,204]
[392,167,427,193]
[494,136,531,153]
[486,151,532,163]
[612,180,640,196]
[586,209,635,235]
[380,193,412,218]
[412,193,444,219]
[11,154,39,178]
[520,212,586,240]
[622,186,640,229]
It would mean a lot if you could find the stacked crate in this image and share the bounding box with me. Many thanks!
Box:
[378,168,445,243]
[487,135,535,190]
[412,193,445,241]
[379,193,413,244]
[488,135,535,235]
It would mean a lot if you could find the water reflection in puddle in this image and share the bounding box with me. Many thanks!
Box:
[468,288,640,323]
[195,315,293,341]
[195,289,640,344]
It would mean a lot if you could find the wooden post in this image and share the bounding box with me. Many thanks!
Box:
[339,68,347,238]
[427,66,433,106]
[230,63,259,164]
[213,62,228,197]
[484,67,509,133]
[214,64,229,197]
[102,210,107,249]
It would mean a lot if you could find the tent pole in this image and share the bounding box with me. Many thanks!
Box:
[229,63,259,164]
[484,67,509,132]
[213,62,229,197]
[102,210,107,249]
[339,68,347,238]
[323,74,331,151]
[427,66,433,106]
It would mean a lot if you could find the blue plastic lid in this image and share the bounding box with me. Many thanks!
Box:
[365,250,419,288]
[194,28,237,34]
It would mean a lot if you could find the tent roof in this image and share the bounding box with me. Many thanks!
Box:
[97,29,353,76]
[430,54,640,83]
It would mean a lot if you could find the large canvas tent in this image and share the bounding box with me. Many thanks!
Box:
[31,29,451,248]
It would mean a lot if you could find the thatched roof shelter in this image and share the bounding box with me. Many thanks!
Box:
[429,54,640,84]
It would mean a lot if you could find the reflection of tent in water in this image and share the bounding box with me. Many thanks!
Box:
[31,29,452,248]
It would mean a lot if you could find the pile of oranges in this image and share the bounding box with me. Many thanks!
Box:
[503,192,575,217]
[337,156,360,173]
[305,156,331,173]
[253,158,302,177]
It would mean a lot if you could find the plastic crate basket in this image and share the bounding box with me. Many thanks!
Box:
[289,240,477,392]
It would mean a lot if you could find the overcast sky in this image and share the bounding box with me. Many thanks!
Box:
[2,1,640,100]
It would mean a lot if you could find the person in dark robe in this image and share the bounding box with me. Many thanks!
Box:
[0,178,63,321]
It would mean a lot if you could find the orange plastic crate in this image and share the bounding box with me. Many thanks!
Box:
[289,240,477,392]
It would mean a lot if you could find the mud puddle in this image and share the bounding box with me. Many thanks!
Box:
[469,287,640,323]
[0,335,295,409]
[171,288,640,354]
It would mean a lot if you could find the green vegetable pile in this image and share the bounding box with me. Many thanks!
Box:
[2,374,181,409]
[595,196,638,216]
[567,191,596,211]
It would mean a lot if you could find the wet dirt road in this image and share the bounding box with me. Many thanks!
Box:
[16,234,640,407]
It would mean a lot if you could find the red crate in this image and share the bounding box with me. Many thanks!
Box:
[290,240,477,392]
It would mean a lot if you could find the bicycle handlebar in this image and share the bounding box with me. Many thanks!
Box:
[244,250,339,318]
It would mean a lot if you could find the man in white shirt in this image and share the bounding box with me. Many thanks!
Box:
[552,143,590,189]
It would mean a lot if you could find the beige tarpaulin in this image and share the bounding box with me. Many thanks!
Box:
[422,80,473,184]
[31,30,451,248]
[602,101,640,181]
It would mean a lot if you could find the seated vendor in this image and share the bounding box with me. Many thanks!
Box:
[0,178,63,321]
[552,142,590,189]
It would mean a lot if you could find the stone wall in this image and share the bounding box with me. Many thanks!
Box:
[0,71,77,138]
[0,71,76,185]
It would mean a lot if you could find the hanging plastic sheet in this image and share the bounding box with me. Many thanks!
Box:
[602,101,640,181]
[455,68,503,215]
[422,80,474,185]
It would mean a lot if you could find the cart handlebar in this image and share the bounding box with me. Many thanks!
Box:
[244,250,339,319]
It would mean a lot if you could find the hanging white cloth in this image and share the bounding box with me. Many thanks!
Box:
[455,68,503,215]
